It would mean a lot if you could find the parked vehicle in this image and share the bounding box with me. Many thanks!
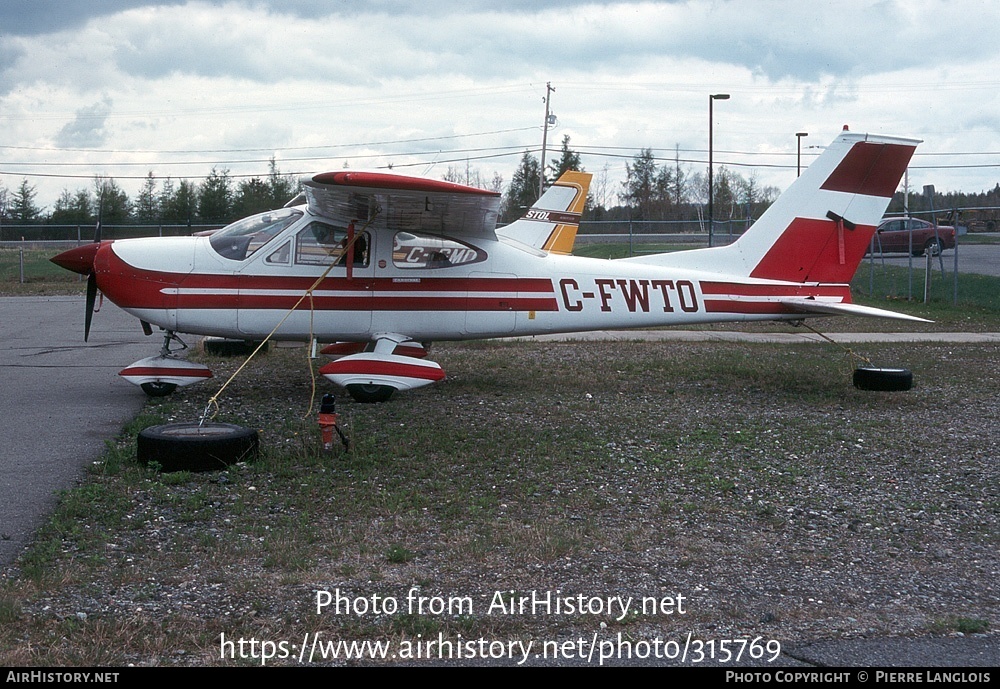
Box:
[871,217,956,256]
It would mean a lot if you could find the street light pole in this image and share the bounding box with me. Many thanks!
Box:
[796,132,808,177]
[708,93,729,247]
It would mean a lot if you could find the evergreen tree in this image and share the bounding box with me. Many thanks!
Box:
[234,176,272,217]
[50,188,94,225]
[93,177,131,224]
[712,166,737,220]
[161,179,198,225]
[501,151,541,222]
[622,149,658,220]
[134,172,160,224]
[158,178,176,219]
[267,157,297,207]
[198,168,233,223]
[11,179,42,223]
[550,134,583,178]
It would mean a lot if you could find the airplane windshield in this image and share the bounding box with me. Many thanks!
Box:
[209,208,303,261]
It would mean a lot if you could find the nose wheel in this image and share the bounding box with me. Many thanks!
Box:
[141,381,179,397]
[346,384,396,403]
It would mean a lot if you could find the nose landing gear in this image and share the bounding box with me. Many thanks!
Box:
[119,331,214,397]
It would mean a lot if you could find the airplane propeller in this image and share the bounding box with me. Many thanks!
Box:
[50,218,103,341]
[84,271,98,341]
[84,219,101,341]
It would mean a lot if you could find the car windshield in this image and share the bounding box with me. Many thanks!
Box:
[209,208,303,261]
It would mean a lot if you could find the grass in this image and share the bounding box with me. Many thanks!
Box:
[928,617,991,635]
[0,337,996,665]
[1,241,998,664]
[0,248,84,295]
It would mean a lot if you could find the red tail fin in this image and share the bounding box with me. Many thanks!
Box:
[750,137,917,283]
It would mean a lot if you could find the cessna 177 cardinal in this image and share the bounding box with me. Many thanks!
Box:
[52,130,925,402]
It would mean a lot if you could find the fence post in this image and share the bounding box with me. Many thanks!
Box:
[19,246,24,284]
[953,233,959,306]
[923,251,932,304]
[868,236,874,296]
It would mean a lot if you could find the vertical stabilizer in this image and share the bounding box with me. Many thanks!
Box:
[497,170,591,254]
[623,132,919,284]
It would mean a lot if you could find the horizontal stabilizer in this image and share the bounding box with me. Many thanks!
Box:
[780,299,932,322]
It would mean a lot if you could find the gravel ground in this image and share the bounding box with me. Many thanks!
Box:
[1,338,996,666]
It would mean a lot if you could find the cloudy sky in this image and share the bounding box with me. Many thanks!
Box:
[2,0,1000,211]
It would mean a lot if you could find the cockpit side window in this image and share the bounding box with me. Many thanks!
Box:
[295,221,370,267]
[264,240,291,265]
[209,208,302,261]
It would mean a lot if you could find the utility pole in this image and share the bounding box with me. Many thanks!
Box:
[539,82,556,198]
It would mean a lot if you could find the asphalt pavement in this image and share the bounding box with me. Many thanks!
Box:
[0,295,150,566]
[867,244,1000,278]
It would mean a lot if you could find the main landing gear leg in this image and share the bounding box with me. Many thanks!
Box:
[138,332,190,397]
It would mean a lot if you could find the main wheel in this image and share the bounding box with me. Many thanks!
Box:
[203,338,267,356]
[924,238,943,256]
[137,422,259,472]
[852,367,913,392]
[140,381,178,397]
[346,384,395,403]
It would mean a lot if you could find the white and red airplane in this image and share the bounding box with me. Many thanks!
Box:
[52,130,925,402]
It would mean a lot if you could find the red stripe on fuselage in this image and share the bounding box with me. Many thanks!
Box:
[699,282,851,299]
[97,248,557,312]
[703,300,817,315]
[700,281,850,315]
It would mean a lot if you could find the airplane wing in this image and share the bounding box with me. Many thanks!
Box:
[779,298,932,322]
[301,171,502,240]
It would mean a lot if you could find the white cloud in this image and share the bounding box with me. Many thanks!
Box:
[55,98,115,148]
[3,0,1000,205]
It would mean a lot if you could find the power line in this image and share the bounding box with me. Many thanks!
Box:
[0,144,537,168]
[0,127,540,155]
[0,84,540,123]
[0,149,538,181]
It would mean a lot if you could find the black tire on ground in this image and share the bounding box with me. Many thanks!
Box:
[137,422,259,472]
[852,367,913,392]
[346,383,396,403]
[141,381,178,397]
[924,238,943,256]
